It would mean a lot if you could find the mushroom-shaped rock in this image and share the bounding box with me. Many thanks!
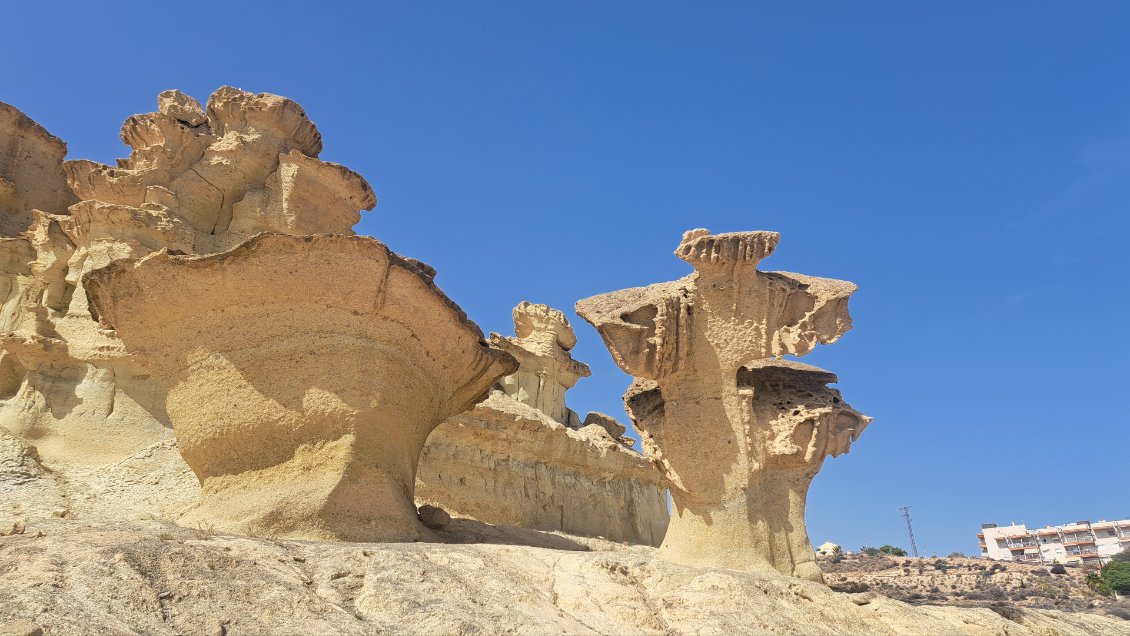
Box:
[625,361,869,580]
[83,233,516,541]
[577,229,869,581]
[492,302,590,426]
[0,88,379,467]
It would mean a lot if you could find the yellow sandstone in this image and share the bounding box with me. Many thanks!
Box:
[84,233,516,541]
[577,229,870,580]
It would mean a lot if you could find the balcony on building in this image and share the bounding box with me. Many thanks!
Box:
[1066,546,1100,557]
[1005,537,1039,550]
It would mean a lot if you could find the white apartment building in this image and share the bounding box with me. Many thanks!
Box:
[977,518,1130,566]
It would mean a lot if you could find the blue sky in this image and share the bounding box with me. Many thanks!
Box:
[4,2,1128,556]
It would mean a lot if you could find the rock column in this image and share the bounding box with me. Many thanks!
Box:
[577,229,870,580]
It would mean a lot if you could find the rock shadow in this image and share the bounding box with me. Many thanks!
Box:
[433,517,592,552]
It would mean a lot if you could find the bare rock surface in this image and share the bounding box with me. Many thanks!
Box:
[0,96,1121,636]
[416,504,451,530]
[0,429,65,529]
[581,411,628,439]
[1,428,198,536]
[1,519,1126,636]
[0,428,45,484]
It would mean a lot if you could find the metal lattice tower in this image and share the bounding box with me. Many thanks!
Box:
[899,506,920,558]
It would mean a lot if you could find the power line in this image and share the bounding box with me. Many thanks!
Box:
[899,506,920,558]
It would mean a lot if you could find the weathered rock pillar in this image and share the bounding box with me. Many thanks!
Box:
[492,302,591,427]
[576,229,870,580]
[84,233,516,541]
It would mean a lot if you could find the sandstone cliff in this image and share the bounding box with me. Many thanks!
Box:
[417,391,669,546]
[0,102,77,236]
[417,302,669,546]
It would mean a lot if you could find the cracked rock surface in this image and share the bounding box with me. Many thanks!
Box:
[1,519,1126,636]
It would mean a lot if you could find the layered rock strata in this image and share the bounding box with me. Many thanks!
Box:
[416,302,668,545]
[84,233,516,541]
[577,229,870,580]
[0,88,375,467]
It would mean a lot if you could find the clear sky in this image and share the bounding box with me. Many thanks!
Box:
[4,2,1128,556]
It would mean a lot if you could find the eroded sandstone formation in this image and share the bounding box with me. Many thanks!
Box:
[416,302,668,545]
[577,229,870,580]
[64,88,375,250]
[493,302,591,426]
[0,89,375,466]
[0,103,77,236]
[0,92,661,547]
[84,233,516,541]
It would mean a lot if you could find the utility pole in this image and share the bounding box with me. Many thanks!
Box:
[899,506,920,558]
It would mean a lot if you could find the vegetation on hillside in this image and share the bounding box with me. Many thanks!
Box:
[861,545,908,557]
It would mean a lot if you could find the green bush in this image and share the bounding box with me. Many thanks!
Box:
[1101,559,1130,594]
[1087,572,1114,596]
[879,545,908,557]
[860,546,881,556]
